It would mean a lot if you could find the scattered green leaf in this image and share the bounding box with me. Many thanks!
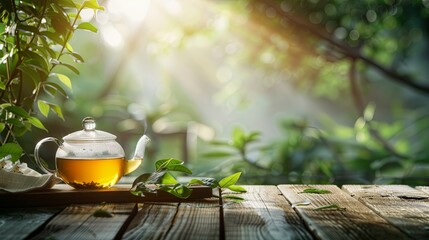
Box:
[301,188,332,194]
[227,185,247,193]
[222,195,245,203]
[93,209,113,218]
[313,204,346,211]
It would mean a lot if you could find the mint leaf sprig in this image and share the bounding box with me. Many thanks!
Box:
[130,158,193,199]
[130,158,246,201]
[189,172,247,202]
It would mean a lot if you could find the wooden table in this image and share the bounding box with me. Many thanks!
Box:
[1,184,429,240]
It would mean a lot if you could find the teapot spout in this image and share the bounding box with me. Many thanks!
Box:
[124,135,151,175]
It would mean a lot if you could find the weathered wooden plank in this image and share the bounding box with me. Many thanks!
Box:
[122,203,179,239]
[416,186,429,194]
[32,203,136,239]
[278,184,410,240]
[165,200,220,240]
[223,185,313,240]
[0,207,62,240]
[123,199,220,240]
[343,185,429,240]
[0,184,213,207]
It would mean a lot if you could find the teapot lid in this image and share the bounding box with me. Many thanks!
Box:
[63,117,116,141]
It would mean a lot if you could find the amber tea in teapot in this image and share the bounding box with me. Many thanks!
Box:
[57,157,125,189]
[34,117,150,189]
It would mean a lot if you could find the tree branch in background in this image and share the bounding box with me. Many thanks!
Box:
[262,0,429,95]
[349,58,408,159]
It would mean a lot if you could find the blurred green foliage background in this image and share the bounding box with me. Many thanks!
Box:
[14,0,429,185]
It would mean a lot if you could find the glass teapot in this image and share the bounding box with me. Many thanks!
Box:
[34,117,150,189]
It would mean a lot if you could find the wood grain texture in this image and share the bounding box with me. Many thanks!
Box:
[123,198,220,240]
[223,185,313,240]
[416,186,429,194]
[278,184,410,240]
[122,203,179,239]
[32,203,136,240]
[165,200,220,240]
[0,207,62,240]
[343,185,429,240]
[0,184,213,207]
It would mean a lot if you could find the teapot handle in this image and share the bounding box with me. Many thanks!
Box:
[34,137,62,174]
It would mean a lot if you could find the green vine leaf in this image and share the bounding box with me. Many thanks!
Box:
[131,158,245,201]
[37,100,50,117]
[27,116,48,131]
[56,73,73,91]
[227,185,247,193]
[160,172,179,185]
[222,195,245,203]
[49,103,65,120]
[219,172,241,188]
[159,184,192,199]
[58,63,80,75]
[77,22,98,33]
[83,0,105,10]
[155,158,192,174]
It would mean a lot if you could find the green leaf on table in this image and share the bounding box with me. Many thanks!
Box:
[132,171,166,186]
[0,143,23,162]
[159,184,192,199]
[155,158,183,170]
[77,22,98,33]
[227,185,247,193]
[313,204,346,211]
[301,188,332,194]
[188,178,206,186]
[93,209,113,218]
[219,172,241,188]
[222,195,245,203]
[161,172,179,184]
[155,158,192,174]
[130,182,156,197]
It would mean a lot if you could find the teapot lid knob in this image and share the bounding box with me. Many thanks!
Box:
[82,117,96,131]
